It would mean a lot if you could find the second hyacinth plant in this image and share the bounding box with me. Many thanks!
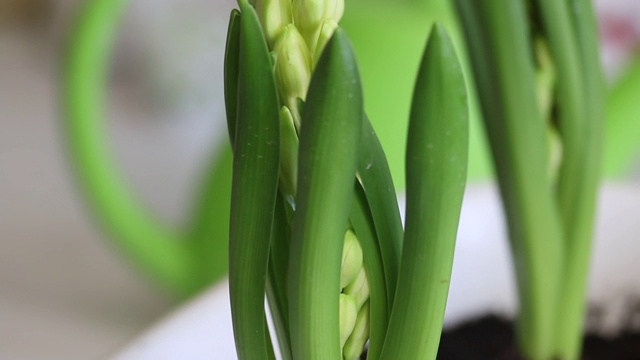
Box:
[224,0,468,359]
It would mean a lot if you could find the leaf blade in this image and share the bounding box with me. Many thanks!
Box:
[287,28,364,360]
[228,2,280,359]
[380,24,469,360]
[224,9,241,148]
[357,116,403,307]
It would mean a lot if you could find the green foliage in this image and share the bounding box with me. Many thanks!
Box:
[455,0,604,358]
[225,2,469,359]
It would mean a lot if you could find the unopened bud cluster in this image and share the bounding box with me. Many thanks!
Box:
[255,0,345,129]
[253,0,346,198]
[339,229,370,360]
[533,37,563,182]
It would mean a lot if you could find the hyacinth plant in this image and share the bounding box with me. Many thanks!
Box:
[225,0,468,359]
[455,1,604,360]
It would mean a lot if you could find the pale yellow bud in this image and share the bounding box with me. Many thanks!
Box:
[340,229,363,289]
[279,106,299,198]
[274,24,312,111]
[344,267,369,309]
[343,301,370,360]
[313,19,339,66]
[293,0,344,51]
[255,0,292,47]
[293,0,326,32]
[339,294,358,349]
[324,0,344,23]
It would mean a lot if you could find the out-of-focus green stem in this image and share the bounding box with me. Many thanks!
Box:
[605,52,640,177]
[454,2,564,358]
[553,1,605,358]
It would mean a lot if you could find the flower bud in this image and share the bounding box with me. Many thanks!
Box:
[313,19,339,66]
[324,0,344,23]
[255,0,292,47]
[534,37,555,121]
[279,106,299,197]
[293,0,344,52]
[339,294,358,349]
[344,267,369,309]
[274,24,312,109]
[343,301,370,360]
[341,229,363,289]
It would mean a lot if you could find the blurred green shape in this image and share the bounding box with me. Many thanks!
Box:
[605,53,640,177]
[63,0,230,298]
[343,0,639,186]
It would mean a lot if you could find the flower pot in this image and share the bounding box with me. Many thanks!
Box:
[114,183,640,359]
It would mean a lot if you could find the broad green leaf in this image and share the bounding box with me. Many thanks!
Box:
[228,1,280,359]
[349,184,388,360]
[380,24,468,360]
[287,28,363,360]
[357,116,402,307]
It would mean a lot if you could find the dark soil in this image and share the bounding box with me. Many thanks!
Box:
[436,315,640,360]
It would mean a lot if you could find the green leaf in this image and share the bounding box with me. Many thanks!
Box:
[349,184,388,360]
[287,28,363,360]
[357,116,403,307]
[553,0,605,357]
[228,1,280,359]
[379,24,468,360]
[266,194,292,360]
[224,9,241,148]
[454,2,565,358]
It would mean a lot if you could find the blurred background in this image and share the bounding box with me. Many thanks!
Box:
[0,0,638,359]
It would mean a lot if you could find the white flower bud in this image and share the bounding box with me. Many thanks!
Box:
[279,106,299,197]
[344,267,369,309]
[341,229,363,289]
[339,294,358,349]
[293,0,344,52]
[274,24,312,108]
[255,0,292,47]
[324,0,344,23]
[343,301,370,360]
[313,19,339,66]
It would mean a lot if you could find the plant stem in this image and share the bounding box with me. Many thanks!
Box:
[454,2,565,358]
[553,1,605,358]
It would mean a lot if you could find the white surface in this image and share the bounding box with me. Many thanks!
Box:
[116,184,640,360]
[114,281,236,360]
